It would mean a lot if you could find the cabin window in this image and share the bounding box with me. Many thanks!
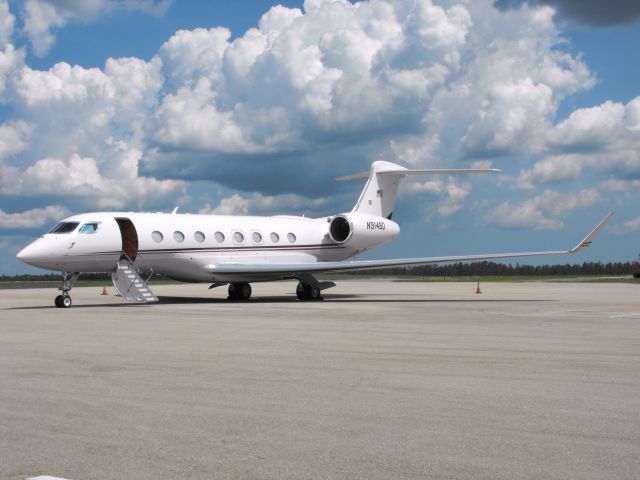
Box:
[214,231,225,243]
[270,232,279,243]
[173,231,185,243]
[78,222,99,234]
[287,232,296,243]
[49,222,80,234]
[151,231,163,243]
[233,231,244,244]
[194,231,205,243]
[251,231,263,244]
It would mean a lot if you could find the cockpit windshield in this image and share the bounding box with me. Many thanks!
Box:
[79,222,100,234]
[49,222,80,234]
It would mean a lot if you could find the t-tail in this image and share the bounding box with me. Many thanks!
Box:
[337,160,501,219]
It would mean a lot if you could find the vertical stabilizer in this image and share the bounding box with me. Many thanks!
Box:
[352,161,407,219]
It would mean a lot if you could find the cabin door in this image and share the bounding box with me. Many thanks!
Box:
[115,217,139,262]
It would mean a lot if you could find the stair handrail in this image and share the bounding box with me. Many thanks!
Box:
[119,250,155,284]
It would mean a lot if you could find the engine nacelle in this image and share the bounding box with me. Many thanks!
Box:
[328,212,399,249]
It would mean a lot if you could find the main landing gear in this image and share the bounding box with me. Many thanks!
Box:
[296,282,322,301]
[55,272,79,308]
[295,274,336,301]
[228,282,252,300]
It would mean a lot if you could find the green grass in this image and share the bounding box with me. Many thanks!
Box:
[321,274,640,284]
[0,278,181,289]
[1,275,638,290]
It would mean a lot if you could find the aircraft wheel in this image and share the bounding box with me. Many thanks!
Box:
[239,283,252,300]
[296,283,322,301]
[228,283,251,300]
[309,286,321,300]
[55,295,72,308]
[296,283,306,300]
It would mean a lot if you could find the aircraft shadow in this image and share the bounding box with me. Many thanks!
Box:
[4,295,554,309]
[156,295,553,304]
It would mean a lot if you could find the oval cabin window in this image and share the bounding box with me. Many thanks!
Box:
[151,231,163,243]
[233,231,244,243]
[214,231,225,242]
[270,232,279,243]
[174,231,185,243]
[194,231,205,243]
[287,232,296,243]
[252,231,262,243]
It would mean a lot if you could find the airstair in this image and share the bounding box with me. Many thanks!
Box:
[111,256,158,303]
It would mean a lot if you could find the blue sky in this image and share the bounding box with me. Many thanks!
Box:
[1,0,639,274]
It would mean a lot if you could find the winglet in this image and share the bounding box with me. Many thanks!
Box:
[569,212,613,254]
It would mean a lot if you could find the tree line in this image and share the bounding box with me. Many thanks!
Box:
[348,261,639,277]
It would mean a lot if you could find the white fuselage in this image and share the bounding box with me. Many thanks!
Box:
[17,211,400,283]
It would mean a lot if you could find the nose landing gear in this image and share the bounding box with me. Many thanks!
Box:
[54,272,79,308]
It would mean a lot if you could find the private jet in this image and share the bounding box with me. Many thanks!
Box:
[16,161,612,307]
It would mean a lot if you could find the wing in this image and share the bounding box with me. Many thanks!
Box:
[208,213,612,278]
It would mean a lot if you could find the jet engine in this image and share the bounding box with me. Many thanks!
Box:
[328,212,399,250]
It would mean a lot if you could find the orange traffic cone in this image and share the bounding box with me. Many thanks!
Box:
[475,282,482,294]
[101,286,109,296]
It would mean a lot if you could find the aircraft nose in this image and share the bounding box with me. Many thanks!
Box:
[16,241,46,266]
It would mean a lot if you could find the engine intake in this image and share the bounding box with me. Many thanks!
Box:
[329,215,352,244]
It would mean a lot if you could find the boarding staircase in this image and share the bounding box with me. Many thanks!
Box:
[111,254,158,303]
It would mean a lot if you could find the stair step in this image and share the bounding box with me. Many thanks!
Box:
[111,260,158,304]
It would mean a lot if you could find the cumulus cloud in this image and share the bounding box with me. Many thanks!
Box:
[407,177,472,217]
[0,205,68,229]
[0,0,14,47]
[517,97,640,188]
[484,188,601,230]
[0,0,635,239]
[199,191,328,216]
[23,0,174,56]
[613,216,640,234]
[494,0,640,27]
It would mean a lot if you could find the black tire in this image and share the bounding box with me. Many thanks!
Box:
[54,295,63,308]
[309,286,321,300]
[240,283,252,300]
[296,283,306,300]
[296,283,322,301]
[228,283,238,300]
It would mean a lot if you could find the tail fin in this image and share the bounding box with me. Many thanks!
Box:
[337,161,501,219]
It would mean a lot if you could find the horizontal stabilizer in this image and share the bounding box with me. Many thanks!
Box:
[337,168,501,181]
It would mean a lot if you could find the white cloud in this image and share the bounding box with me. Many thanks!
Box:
[0,0,15,48]
[199,191,328,216]
[484,188,601,230]
[616,217,640,233]
[0,43,24,100]
[23,0,174,56]
[0,205,68,229]
[200,194,249,216]
[1,0,633,234]
[0,120,33,159]
[406,176,472,217]
[517,96,640,188]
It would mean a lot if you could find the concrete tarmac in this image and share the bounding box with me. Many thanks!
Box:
[1,281,639,480]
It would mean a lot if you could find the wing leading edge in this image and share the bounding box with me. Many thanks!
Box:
[208,213,613,277]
